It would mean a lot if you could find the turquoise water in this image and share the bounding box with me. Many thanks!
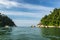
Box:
[0,27,60,40]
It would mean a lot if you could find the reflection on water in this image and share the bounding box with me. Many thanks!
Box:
[0,27,60,40]
[41,28,60,40]
[0,27,12,35]
[0,27,47,40]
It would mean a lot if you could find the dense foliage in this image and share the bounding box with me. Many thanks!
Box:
[0,13,16,27]
[41,8,60,26]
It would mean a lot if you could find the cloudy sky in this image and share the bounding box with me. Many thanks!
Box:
[0,0,60,26]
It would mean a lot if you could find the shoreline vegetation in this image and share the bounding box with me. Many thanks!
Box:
[37,8,60,28]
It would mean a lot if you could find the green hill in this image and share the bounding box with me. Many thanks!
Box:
[41,8,60,27]
[0,13,16,27]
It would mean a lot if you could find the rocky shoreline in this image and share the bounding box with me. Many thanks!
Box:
[37,24,60,28]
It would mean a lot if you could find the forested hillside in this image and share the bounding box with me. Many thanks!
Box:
[41,8,60,26]
[0,13,16,27]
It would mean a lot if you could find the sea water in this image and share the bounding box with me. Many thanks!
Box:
[0,26,60,40]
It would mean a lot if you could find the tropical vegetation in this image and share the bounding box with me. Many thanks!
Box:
[41,8,60,27]
[0,13,16,27]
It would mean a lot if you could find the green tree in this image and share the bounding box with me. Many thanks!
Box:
[40,8,60,27]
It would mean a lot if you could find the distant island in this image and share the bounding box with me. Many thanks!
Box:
[38,8,60,28]
[0,13,16,27]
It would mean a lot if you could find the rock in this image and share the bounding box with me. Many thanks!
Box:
[0,13,16,27]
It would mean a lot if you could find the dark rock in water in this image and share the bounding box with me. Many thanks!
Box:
[0,13,16,27]
[31,25,36,28]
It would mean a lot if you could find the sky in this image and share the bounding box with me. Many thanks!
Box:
[0,0,60,26]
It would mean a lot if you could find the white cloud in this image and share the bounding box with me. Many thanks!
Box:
[13,19,40,26]
[0,0,54,26]
[0,11,51,26]
[0,11,51,19]
[0,0,54,10]
[0,0,19,8]
[0,0,54,16]
[0,0,54,18]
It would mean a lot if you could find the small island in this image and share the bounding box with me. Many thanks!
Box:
[38,8,60,28]
[31,25,36,28]
[0,13,16,28]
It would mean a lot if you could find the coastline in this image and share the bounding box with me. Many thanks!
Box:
[37,25,60,28]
